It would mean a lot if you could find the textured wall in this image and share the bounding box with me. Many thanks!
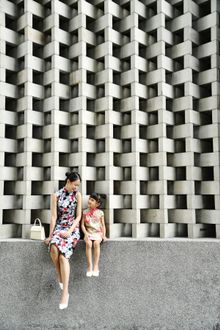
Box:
[0,0,219,239]
[1,239,220,330]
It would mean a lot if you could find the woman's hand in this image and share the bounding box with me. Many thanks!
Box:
[60,230,71,239]
[44,237,51,245]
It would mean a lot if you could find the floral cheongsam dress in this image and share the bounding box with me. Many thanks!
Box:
[83,208,104,241]
[49,187,80,259]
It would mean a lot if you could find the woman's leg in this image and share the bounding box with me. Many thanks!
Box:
[50,244,62,283]
[85,239,93,272]
[59,254,70,304]
[93,240,101,272]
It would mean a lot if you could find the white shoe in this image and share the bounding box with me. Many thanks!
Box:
[92,271,99,277]
[59,294,69,310]
[86,271,93,277]
[59,282,63,290]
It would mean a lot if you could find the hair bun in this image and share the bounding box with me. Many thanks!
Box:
[64,171,81,184]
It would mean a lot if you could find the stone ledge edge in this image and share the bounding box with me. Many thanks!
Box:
[0,238,220,243]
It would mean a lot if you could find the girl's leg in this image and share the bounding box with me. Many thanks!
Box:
[59,254,70,304]
[50,244,62,283]
[93,240,101,272]
[85,239,93,272]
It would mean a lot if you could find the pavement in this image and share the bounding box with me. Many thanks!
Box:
[1,239,220,330]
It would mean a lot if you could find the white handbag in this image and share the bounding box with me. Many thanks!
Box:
[30,218,45,240]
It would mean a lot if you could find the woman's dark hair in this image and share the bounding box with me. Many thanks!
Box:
[65,171,81,185]
[90,192,106,208]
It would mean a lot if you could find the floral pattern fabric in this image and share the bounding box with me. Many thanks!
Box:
[83,208,104,241]
[49,187,80,259]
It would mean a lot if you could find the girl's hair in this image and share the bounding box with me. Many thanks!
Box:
[65,171,81,185]
[90,192,106,207]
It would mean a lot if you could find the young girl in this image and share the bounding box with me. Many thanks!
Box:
[81,193,107,277]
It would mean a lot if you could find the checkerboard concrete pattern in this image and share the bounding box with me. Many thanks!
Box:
[0,0,219,239]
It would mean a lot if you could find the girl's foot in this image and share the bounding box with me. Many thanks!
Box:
[86,271,93,277]
[93,266,99,276]
[86,266,93,277]
[92,270,99,277]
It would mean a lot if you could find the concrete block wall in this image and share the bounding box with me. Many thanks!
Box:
[0,0,219,239]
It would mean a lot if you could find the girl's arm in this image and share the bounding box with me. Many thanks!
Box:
[44,193,57,244]
[81,214,89,240]
[101,215,107,241]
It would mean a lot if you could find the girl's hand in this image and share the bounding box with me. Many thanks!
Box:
[60,231,71,238]
[84,233,89,242]
[44,237,51,245]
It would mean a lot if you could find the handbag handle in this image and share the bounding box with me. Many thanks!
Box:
[33,218,42,226]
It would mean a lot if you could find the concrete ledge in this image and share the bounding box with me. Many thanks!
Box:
[1,240,220,330]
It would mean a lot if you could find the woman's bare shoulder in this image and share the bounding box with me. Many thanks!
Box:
[76,191,82,199]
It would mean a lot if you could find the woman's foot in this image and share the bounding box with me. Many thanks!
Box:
[59,292,69,309]
[59,293,69,310]
[57,274,62,289]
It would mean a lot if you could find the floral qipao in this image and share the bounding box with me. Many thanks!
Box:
[83,208,104,241]
[49,187,80,259]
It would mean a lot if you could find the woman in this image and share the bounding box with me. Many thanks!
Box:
[45,171,82,309]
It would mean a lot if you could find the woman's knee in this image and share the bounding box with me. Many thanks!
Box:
[50,245,59,257]
[59,253,68,263]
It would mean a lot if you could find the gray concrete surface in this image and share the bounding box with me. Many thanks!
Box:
[1,239,220,330]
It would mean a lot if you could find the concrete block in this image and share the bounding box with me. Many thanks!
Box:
[0,0,219,239]
[0,224,21,238]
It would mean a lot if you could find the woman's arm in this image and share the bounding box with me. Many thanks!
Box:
[44,193,57,244]
[68,192,82,235]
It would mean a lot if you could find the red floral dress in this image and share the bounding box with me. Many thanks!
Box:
[83,208,104,241]
[49,187,80,259]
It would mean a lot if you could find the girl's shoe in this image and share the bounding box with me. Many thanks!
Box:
[59,282,63,290]
[92,271,99,277]
[59,294,69,310]
[86,271,93,277]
